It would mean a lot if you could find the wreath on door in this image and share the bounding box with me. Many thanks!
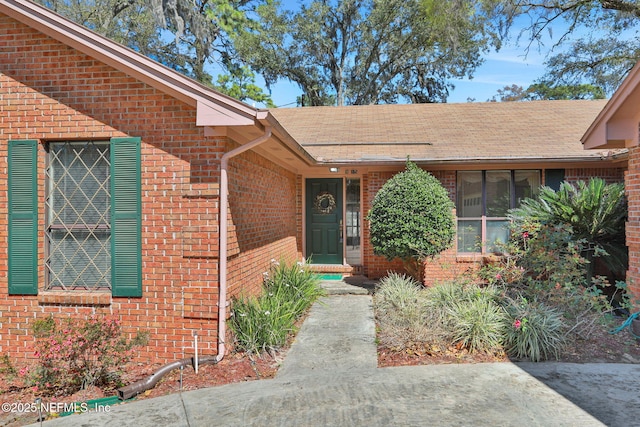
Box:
[314,191,337,214]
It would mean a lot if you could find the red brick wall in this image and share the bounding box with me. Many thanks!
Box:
[226,143,301,299]
[625,149,640,304]
[0,15,300,367]
[564,167,625,184]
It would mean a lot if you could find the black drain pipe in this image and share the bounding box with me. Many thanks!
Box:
[117,356,219,400]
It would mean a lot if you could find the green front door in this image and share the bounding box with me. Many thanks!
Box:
[306,178,343,264]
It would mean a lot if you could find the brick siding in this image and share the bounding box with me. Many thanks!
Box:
[0,15,300,366]
[625,148,640,303]
[362,167,626,287]
[564,167,625,184]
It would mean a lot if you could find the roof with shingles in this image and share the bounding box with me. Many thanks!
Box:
[269,100,613,163]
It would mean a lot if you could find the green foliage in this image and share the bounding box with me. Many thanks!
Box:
[230,260,323,354]
[510,178,627,278]
[26,315,149,396]
[34,0,274,106]
[374,273,446,349]
[375,275,508,354]
[0,354,16,376]
[216,65,276,107]
[500,1,640,96]
[503,297,566,362]
[516,224,590,289]
[526,81,606,100]
[367,161,455,280]
[234,0,502,105]
[425,281,506,352]
[447,297,507,353]
[375,272,424,320]
[491,82,606,101]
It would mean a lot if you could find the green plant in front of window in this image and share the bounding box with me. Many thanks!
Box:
[367,160,455,281]
[502,296,566,362]
[509,178,627,281]
[229,259,324,354]
[26,315,149,396]
[423,280,507,353]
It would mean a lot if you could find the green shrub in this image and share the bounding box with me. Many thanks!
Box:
[264,259,324,318]
[509,178,627,280]
[230,260,323,354]
[447,297,507,353]
[375,272,424,317]
[0,354,16,376]
[27,315,148,396]
[367,160,455,280]
[503,297,566,362]
[374,273,445,349]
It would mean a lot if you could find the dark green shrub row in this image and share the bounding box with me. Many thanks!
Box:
[229,260,324,354]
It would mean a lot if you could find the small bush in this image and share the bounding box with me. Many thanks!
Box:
[447,298,507,353]
[367,160,455,280]
[27,315,149,396]
[375,273,444,349]
[230,260,323,354]
[375,273,424,317]
[0,354,16,376]
[503,297,566,362]
[376,277,508,354]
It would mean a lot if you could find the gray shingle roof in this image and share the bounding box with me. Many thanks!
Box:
[269,100,612,163]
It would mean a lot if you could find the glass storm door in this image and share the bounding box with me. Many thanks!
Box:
[306,178,343,264]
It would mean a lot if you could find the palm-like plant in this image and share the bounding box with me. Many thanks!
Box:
[509,178,627,278]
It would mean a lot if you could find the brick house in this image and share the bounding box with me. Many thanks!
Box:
[583,60,640,306]
[0,0,628,366]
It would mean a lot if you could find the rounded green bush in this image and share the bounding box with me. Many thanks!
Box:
[367,161,455,263]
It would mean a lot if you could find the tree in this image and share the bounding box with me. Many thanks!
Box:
[367,161,455,282]
[490,82,606,101]
[216,65,276,107]
[35,0,274,105]
[489,84,528,101]
[500,0,640,95]
[233,0,504,106]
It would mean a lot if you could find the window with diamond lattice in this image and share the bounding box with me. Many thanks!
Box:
[46,141,111,290]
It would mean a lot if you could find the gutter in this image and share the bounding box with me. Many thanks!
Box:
[216,126,272,362]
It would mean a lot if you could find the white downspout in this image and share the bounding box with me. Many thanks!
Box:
[216,126,272,362]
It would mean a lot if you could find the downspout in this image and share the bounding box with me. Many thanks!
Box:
[217,126,272,362]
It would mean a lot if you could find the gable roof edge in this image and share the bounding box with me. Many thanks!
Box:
[0,0,259,127]
[582,61,640,149]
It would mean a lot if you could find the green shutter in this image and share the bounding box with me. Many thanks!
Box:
[8,140,38,295]
[111,137,142,297]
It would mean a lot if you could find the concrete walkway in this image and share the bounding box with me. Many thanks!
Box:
[35,281,640,426]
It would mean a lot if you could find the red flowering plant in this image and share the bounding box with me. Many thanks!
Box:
[27,315,148,396]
